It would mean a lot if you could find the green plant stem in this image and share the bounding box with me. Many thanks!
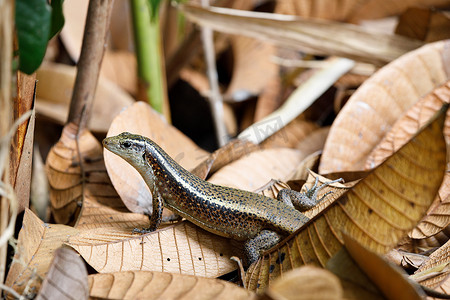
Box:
[131,0,168,119]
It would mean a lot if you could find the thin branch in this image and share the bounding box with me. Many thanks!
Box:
[200,0,228,147]
[0,0,14,285]
[67,0,115,132]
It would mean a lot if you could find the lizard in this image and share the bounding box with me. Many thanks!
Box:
[103,132,342,264]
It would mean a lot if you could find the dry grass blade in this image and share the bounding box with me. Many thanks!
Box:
[320,40,450,174]
[245,104,447,292]
[46,124,127,225]
[88,270,256,299]
[4,209,79,297]
[35,247,89,300]
[180,4,423,65]
[67,221,239,278]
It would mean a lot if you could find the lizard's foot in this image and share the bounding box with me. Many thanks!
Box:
[277,177,344,211]
[132,227,155,234]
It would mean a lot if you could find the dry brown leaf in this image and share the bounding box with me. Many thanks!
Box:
[100,51,138,96]
[253,179,291,199]
[246,105,447,292]
[104,101,208,215]
[365,81,450,169]
[261,118,318,149]
[36,63,133,133]
[254,76,283,122]
[429,276,450,300]
[320,40,450,174]
[46,124,131,225]
[207,148,305,190]
[265,266,343,300]
[275,0,450,23]
[225,36,278,101]
[327,248,385,300]
[363,81,450,239]
[396,7,450,43]
[4,209,79,297]
[88,270,255,299]
[412,239,450,289]
[11,72,35,213]
[76,197,149,230]
[410,174,450,240]
[13,108,35,213]
[181,4,423,66]
[343,234,425,300]
[67,221,239,278]
[295,127,330,154]
[35,247,89,300]
[289,151,322,181]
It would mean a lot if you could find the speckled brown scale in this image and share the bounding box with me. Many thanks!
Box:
[103,132,311,264]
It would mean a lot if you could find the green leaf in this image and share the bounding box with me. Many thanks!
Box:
[16,0,51,74]
[50,0,65,39]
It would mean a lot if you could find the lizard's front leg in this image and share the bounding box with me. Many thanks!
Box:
[277,177,344,211]
[245,230,282,265]
[133,178,164,233]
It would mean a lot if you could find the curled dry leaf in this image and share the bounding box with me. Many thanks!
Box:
[67,221,239,278]
[364,81,450,239]
[46,124,135,226]
[191,139,260,181]
[320,40,450,174]
[88,270,255,300]
[265,266,343,300]
[207,148,305,191]
[36,63,134,132]
[35,247,89,300]
[225,36,278,101]
[245,105,447,292]
[4,210,79,297]
[104,101,208,215]
[412,239,450,289]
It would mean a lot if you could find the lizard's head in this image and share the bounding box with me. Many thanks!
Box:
[103,132,147,165]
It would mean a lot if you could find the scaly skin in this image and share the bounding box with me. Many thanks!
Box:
[103,132,311,264]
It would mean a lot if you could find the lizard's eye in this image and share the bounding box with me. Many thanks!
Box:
[122,142,131,148]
